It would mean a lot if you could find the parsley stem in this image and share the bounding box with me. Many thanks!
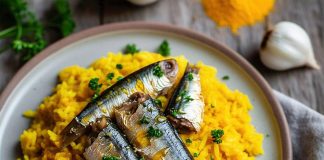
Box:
[0,26,17,39]
[16,23,22,40]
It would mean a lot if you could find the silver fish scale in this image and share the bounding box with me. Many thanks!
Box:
[104,124,139,160]
[138,67,172,98]
[84,123,138,160]
[140,100,193,160]
[85,79,137,124]
[155,122,192,160]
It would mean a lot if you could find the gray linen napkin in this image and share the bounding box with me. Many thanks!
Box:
[274,90,324,160]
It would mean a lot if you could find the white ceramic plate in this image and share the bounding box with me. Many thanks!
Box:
[0,22,291,159]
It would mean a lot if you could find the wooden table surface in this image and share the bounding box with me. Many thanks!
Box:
[1,0,323,114]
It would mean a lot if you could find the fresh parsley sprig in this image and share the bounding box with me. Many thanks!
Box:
[147,126,163,138]
[124,43,140,54]
[88,78,102,100]
[0,0,75,62]
[53,0,75,37]
[157,40,171,57]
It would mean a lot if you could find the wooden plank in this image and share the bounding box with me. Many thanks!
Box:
[266,0,324,113]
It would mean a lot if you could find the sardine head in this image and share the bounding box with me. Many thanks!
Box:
[159,59,178,82]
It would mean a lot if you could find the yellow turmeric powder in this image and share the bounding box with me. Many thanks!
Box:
[202,0,275,32]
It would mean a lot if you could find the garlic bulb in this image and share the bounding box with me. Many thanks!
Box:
[127,0,158,6]
[260,21,320,71]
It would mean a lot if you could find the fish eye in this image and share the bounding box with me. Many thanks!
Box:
[164,60,175,70]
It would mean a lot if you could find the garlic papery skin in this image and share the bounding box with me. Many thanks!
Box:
[127,0,158,6]
[260,21,320,71]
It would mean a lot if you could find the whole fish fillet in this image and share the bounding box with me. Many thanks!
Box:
[115,92,193,160]
[61,59,178,147]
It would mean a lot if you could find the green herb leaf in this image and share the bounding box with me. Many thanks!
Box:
[188,72,194,81]
[183,95,194,103]
[211,129,224,144]
[116,76,123,81]
[171,109,179,117]
[179,90,187,97]
[147,126,163,138]
[153,99,162,108]
[89,78,101,90]
[157,40,171,57]
[124,43,140,54]
[88,78,102,100]
[193,152,199,157]
[222,75,230,80]
[153,65,164,77]
[102,155,120,160]
[116,64,123,70]
[106,72,115,80]
[139,116,150,124]
[0,0,47,62]
[185,138,192,144]
[53,0,75,37]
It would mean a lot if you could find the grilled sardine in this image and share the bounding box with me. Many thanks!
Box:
[61,59,178,147]
[166,65,204,133]
[115,92,193,160]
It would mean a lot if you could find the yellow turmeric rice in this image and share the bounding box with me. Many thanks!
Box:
[20,52,263,160]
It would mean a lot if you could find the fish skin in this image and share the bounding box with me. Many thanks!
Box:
[60,59,178,147]
[115,92,193,160]
[84,122,139,160]
[166,65,204,133]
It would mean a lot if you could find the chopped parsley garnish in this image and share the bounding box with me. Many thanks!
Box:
[211,129,224,144]
[116,64,123,70]
[147,126,163,138]
[117,76,123,81]
[88,78,102,100]
[139,157,145,160]
[193,152,199,157]
[102,155,120,160]
[88,78,101,90]
[153,99,162,108]
[266,134,270,137]
[222,75,230,80]
[178,90,193,103]
[139,116,150,124]
[185,138,192,143]
[183,95,194,103]
[179,90,187,97]
[171,109,179,117]
[153,65,164,77]
[210,155,214,160]
[106,72,114,80]
[124,43,140,54]
[157,40,171,57]
[92,92,100,100]
[188,72,194,81]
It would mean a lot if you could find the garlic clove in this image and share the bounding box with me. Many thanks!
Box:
[260,21,320,71]
[127,0,158,6]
